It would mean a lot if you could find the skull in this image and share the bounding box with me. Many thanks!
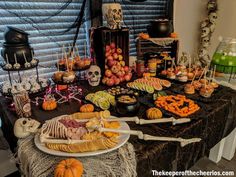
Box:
[102,3,123,29]
[209,12,217,24]
[86,65,101,86]
[201,27,210,38]
[208,1,217,12]
[201,36,210,48]
[14,118,40,138]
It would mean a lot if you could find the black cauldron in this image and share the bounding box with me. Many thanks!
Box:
[147,18,173,38]
[1,43,33,65]
[115,94,140,116]
[4,26,29,44]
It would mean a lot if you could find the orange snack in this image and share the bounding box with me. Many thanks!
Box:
[154,95,200,117]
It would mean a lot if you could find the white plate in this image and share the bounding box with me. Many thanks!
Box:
[34,121,130,157]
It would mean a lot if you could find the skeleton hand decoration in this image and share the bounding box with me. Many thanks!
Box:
[14,118,40,138]
[86,65,101,86]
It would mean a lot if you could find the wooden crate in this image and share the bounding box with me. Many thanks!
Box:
[92,27,129,76]
[136,38,179,71]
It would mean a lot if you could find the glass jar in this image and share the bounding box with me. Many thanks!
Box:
[212,37,236,73]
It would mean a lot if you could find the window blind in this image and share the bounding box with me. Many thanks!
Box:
[102,0,169,55]
[0,0,89,82]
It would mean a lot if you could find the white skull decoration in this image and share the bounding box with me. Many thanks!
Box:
[14,118,40,138]
[86,65,101,86]
[201,36,210,48]
[201,27,210,38]
[209,12,217,24]
[102,3,123,29]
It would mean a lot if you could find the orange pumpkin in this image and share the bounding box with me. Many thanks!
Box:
[138,33,150,40]
[146,108,162,119]
[42,95,57,111]
[54,158,83,177]
[170,32,178,38]
[80,104,94,113]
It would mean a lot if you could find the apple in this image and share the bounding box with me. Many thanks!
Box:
[117,48,122,54]
[102,77,108,84]
[105,69,112,77]
[107,78,115,86]
[105,65,108,70]
[119,76,125,82]
[105,51,111,58]
[111,49,116,54]
[110,42,116,49]
[116,71,122,77]
[120,61,125,66]
[124,66,129,72]
[111,65,121,74]
[114,77,120,85]
[113,53,118,60]
[124,73,132,81]
[106,45,111,52]
[118,55,123,61]
[107,55,113,61]
[108,59,116,67]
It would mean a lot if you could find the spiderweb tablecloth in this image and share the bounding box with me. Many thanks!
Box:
[17,135,137,177]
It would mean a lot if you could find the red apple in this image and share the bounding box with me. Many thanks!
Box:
[106,45,111,52]
[110,42,116,49]
[113,53,118,60]
[107,78,115,86]
[111,65,121,74]
[102,77,108,84]
[124,73,132,81]
[107,55,113,61]
[105,69,112,77]
[111,49,116,54]
[124,66,129,72]
[117,48,122,54]
[116,71,122,77]
[105,51,111,58]
[108,59,116,67]
[120,61,125,66]
[105,65,108,70]
[119,76,125,82]
[118,55,123,61]
[114,77,120,85]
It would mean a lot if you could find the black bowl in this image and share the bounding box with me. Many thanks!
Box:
[115,94,140,116]
[4,26,29,44]
[1,43,33,65]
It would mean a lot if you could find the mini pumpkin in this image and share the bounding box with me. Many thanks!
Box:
[42,95,57,111]
[80,104,94,113]
[170,32,178,38]
[138,33,150,40]
[54,158,83,177]
[146,108,162,119]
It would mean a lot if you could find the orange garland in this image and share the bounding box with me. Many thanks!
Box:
[155,95,200,117]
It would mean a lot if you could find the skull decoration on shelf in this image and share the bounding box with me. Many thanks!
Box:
[14,118,40,138]
[102,3,123,29]
[86,65,101,86]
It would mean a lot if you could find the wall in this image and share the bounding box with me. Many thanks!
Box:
[174,0,236,58]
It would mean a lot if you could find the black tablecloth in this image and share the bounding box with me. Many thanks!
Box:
[0,81,236,177]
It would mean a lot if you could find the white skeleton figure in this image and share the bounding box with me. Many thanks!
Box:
[14,118,40,138]
[102,3,123,29]
[86,65,101,86]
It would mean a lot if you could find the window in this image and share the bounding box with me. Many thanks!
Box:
[102,0,170,55]
[0,0,89,82]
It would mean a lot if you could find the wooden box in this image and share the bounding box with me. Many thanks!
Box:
[92,27,129,76]
[136,38,179,71]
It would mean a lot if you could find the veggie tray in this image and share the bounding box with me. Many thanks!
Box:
[34,115,130,157]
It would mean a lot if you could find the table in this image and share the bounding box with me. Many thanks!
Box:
[1,81,236,177]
